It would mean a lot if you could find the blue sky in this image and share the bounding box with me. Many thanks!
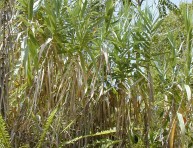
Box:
[171,0,192,5]
[147,0,192,6]
[140,0,192,17]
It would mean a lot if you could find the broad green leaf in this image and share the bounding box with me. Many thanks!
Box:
[105,0,114,31]
[27,56,32,84]
[152,18,163,33]
[28,31,39,68]
[80,0,87,18]
[28,0,34,20]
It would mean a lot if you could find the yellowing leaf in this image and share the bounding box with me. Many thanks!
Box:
[177,113,185,135]
[184,84,191,101]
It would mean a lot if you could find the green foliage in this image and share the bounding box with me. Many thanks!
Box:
[0,115,11,148]
[158,0,180,17]
[36,108,58,148]
[60,129,116,147]
[1,0,193,147]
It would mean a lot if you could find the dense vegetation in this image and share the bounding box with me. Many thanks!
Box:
[0,0,193,147]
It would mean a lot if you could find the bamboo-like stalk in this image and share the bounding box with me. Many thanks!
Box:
[1,0,193,147]
[0,0,11,119]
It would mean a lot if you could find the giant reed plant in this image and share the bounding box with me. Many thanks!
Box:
[0,0,193,147]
